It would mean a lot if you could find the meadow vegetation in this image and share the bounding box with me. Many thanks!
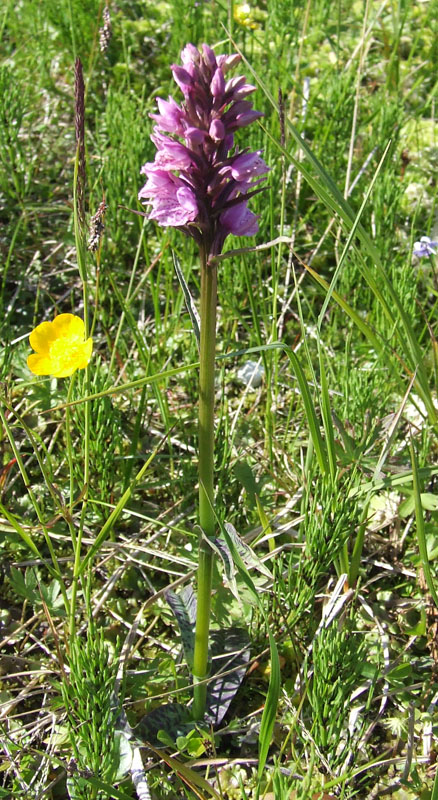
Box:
[1,0,438,798]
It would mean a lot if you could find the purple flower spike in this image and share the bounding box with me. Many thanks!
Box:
[413,236,438,258]
[139,42,268,255]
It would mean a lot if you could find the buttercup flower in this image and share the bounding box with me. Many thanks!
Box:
[27,314,93,378]
[413,236,438,258]
[233,3,258,29]
[139,42,269,256]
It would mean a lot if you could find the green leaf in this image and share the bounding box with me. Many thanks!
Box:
[0,502,42,559]
[286,350,328,475]
[411,441,438,609]
[224,522,273,581]
[113,732,133,782]
[9,566,37,603]
[233,460,258,506]
[157,729,177,747]
[205,627,251,726]
[318,344,337,482]
[220,522,280,787]
[175,734,188,750]
[386,663,412,685]
[206,532,239,601]
[255,495,274,553]
[166,585,196,670]
[420,492,438,511]
[172,249,200,348]
[185,735,207,757]
[39,579,65,616]
[135,703,192,746]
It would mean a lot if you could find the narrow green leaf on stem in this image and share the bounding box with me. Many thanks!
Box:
[287,349,328,475]
[318,342,337,482]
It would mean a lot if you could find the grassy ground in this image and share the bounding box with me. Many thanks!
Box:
[1,0,438,798]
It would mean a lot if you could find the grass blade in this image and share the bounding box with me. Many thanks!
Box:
[410,438,438,608]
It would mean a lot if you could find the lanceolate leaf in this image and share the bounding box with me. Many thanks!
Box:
[166,585,197,669]
[201,530,239,600]
[135,703,192,746]
[172,249,201,349]
[224,522,273,581]
[205,628,251,725]
[286,350,329,475]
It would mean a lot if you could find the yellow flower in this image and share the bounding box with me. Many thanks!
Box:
[27,314,93,378]
[233,3,258,29]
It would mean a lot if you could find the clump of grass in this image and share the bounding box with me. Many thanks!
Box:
[287,469,362,631]
[60,625,122,800]
[304,616,367,770]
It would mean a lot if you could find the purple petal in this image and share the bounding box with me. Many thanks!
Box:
[228,151,269,180]
[181,43,200,66]
[171,65,193,93]
[217,53,241,73]
[413,237,438,257]
[184,126,207,144]
[151,131,195,170]
[202,44,217,69]
[209,119,225,141]
[220,202,259,236]
[225,77,256,100]
[233,109,264,128]
[139,169,199,227]
[176,185,199,215]
[150,96,184,134]
[211,67,225,97]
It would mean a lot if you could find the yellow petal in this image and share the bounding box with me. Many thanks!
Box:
[49,337,93,377]
[52,313,85,339]
[51,363,81,378]
[29,321,58,355]
[27,353,54,376]
[76,337,93,369]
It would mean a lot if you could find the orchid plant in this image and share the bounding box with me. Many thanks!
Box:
[139,42,268,720]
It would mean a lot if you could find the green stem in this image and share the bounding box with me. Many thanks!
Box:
[70,143,89,638]
[192,248,217,720]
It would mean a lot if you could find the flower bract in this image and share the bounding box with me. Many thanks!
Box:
[27,314,93,378]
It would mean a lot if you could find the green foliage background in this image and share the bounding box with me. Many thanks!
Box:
[1,0,438,798]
